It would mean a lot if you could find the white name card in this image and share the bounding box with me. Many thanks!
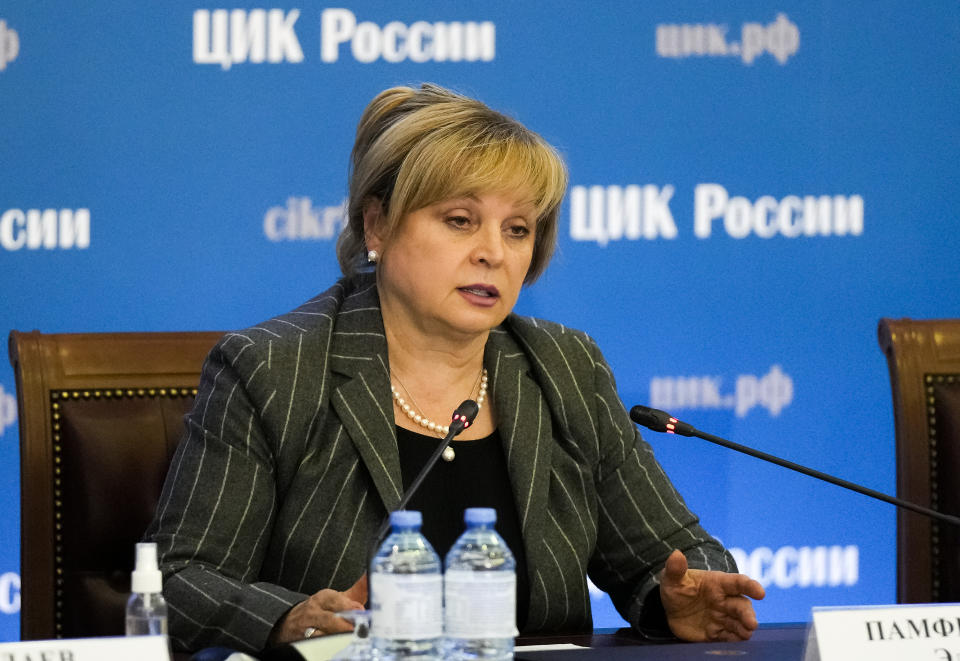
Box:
[287,632,353,661]
[0,635,170,661]
[804,603,960,661]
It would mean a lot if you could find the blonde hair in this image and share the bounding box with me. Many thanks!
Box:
[336,83,568,284]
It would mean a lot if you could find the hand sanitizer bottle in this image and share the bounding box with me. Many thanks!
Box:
[125,542,168,636]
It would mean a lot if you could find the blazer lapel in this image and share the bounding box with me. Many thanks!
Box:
[328,278,404,513]
[486,326,554,623]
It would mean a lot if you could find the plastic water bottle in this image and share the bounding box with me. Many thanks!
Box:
[125,542,168,636]
[370,510,442,659]
[444,508,517,660]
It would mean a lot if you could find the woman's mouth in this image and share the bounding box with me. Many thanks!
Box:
[458,284,500,298]
[457,285,500,306]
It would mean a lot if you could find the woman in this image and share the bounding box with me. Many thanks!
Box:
[147,83,764,655]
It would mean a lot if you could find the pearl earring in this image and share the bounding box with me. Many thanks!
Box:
[367,250,379,264]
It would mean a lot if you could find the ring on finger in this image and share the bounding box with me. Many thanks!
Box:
[304,626,318,639]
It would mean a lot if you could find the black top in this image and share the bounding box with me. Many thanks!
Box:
[396,425,530,630]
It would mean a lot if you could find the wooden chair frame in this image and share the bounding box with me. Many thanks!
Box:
[878,317,960,603]
[9,330,221,639]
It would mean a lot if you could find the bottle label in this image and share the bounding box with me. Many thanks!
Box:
[444,570,518,638]
[371,573,442,639]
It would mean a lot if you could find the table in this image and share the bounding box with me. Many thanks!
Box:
[515,624,808,660]
[248,623,808,661]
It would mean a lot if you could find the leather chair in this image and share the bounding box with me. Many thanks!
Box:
[8,330,222,640]
[878,318,960,603]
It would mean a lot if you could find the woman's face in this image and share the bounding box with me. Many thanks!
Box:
[370,191,537,341]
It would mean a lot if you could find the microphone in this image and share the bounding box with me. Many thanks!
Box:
[629,405,960,527]
[367,400,481,575]
[393,399,479,513]
[629,405,696,436]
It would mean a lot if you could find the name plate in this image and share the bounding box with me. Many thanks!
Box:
[0,635,170,661]
[804,603,960,661]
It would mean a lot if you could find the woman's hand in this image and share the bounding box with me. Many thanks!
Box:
[660,549,765,642]
[268,574,368,646]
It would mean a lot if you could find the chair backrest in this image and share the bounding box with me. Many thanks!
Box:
[878,318,960,603]
[8,330,222,640]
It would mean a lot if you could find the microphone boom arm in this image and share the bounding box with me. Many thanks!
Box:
[630,405,960,528]
[367,399,481,576]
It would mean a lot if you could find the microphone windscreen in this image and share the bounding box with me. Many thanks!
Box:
[454,399,480,425]
[629,405,668,432]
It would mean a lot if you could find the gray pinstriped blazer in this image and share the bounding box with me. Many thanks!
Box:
[146,271,736,654]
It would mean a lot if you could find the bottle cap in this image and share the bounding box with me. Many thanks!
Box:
[390,510,422,528]
[131,542,163,594]
[464,507,496,525]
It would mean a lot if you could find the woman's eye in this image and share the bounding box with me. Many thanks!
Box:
[507,224,531,237]
[446,215,471,228]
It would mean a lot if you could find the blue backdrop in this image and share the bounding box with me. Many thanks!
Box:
[2,0,959,641]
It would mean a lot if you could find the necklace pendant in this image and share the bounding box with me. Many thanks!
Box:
[442,445,456,462]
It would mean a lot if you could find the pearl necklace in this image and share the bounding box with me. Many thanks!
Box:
[391,368,488,462]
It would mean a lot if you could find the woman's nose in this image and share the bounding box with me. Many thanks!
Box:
[471,227,504,266]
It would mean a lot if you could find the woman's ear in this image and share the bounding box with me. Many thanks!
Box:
[363,199,385,254]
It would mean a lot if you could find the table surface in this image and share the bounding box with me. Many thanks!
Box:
[212,623,809,661]
[514,623,808,660]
